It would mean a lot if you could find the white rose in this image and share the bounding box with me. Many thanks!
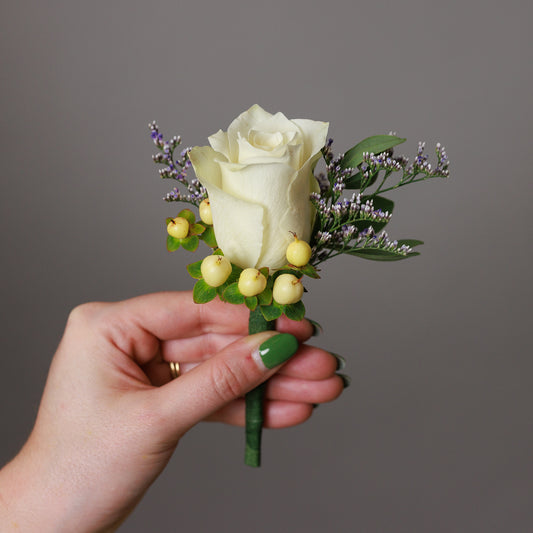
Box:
[189,104,329,270]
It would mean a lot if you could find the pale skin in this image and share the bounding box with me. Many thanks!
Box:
[0,291,344,532]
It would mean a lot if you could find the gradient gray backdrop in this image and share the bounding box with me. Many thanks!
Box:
[1,1,532,531]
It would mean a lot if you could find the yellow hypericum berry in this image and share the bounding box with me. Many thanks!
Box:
[273,273,304,305]
[199,198,213,225]
[286,235,312,267]
[167,217,189,239]
[238,268,267,297]
[201,255,232,287]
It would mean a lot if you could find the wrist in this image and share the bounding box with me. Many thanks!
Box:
[0,440,121,533]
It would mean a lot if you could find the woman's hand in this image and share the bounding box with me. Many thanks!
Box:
[0,291,345,532]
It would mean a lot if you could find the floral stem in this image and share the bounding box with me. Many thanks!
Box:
[245,307,276,467]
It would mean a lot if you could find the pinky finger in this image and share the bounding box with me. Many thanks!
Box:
[205,399,314,429]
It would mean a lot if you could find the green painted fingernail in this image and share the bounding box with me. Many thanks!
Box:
[306,318,323,337]
[338,373,351,389]
[258,333,298,369]
[332,353,346,371]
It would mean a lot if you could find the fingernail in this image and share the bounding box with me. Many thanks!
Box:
[257,333,298,369]
[338,373,351,389]
[331,353,346,371]
[306,318,323,336]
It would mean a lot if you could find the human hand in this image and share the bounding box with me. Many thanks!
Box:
[0,291,345,532]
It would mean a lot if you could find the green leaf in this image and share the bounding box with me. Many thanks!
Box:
[284,300,306,321]
[177,209,196,224]
[165,217,174,225]
[181,235,199,252]
[259,267,269,279]
[193,279,217,303]
[223,283,245,304]
[190,223,206,236]
[341,135,406,170]
[397,239,424,248]
[300,263,320,279]
[200,226,217,248]
[245,296,258,311]
[344,170,380,190]
[166,235,181,252]
[213,248,224,256]
[346,248,420,261]
[187,259,203,279]
[257,286,273,306]
[260,303,283,321]
[352,195,395,233]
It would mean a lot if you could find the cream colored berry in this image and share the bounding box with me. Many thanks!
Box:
[238,268,267,297]
[273,273,304,305]
[199,199,213,225]
[167,217,189,239]
[201,255,232,287]
[286,235,312,267]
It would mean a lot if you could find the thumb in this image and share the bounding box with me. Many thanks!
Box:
[153,331,299,435]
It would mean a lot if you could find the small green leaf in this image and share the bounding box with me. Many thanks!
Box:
[165,217,174,225]
[300,263,320,279]
[223,283,245,304]
[260,303,283,321]
[228,263,243,284]
[344,170,380,190]
[259,267,269,279]
[213,248,224,256]
[257,286,273,306]
[193,279,217,303]
[177,209,196,224]
[200,226,217,248]
[181,235,199,252]
[187,260,203,279]
[245,296,258,311]
[346,248,420,261]
[166,235,181,252]
[341,135,406,170]
[397,239,424,248]
[284,300,306,321]
[190,223,206,236]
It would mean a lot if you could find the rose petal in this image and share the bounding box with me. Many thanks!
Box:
[189,146,265,268]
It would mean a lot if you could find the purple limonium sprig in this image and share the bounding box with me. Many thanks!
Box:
[149,121,206,206]
[310,137,449,264]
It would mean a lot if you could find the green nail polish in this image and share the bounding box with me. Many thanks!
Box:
[338,373,351,389]
[306,318,323,337]
[258,333,298,369]
[332,353,346,371]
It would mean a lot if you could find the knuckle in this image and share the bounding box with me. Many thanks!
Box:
[210,359,248,404]
[67,301,107,326]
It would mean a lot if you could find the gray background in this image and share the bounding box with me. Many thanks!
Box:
[1,0,532,531]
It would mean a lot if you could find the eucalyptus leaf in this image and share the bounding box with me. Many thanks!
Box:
[193,279,217,303]
[187,260,203,279]
[346,248,420,261]
[166,235,181,252]
[341,135,406,170]
[181,235,199,252]
[284,300,306,321]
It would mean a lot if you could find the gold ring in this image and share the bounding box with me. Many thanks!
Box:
[169,361,181,379]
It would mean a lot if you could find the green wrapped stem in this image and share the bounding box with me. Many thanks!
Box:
[245,307,276,467]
